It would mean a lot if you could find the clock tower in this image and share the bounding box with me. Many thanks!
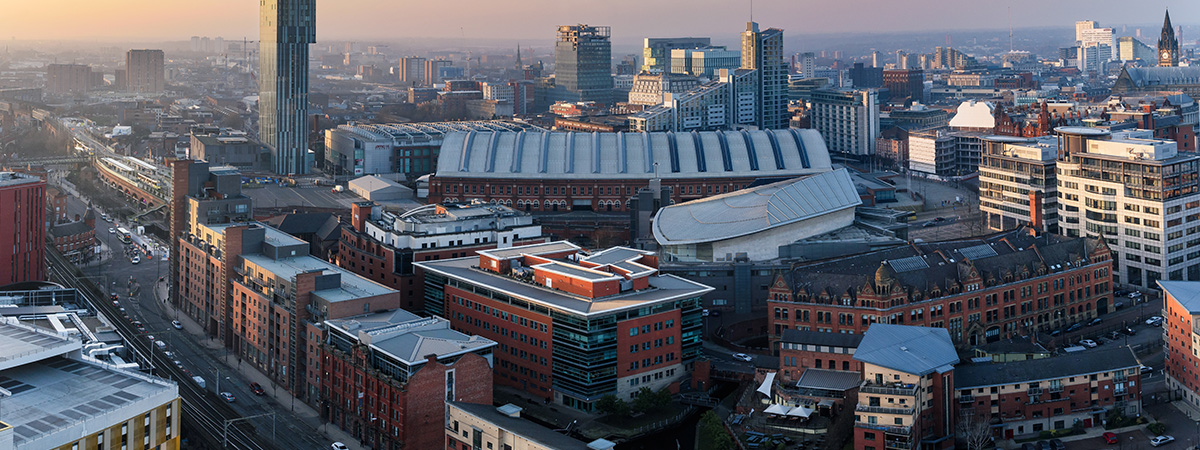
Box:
[1159,9,1179,67]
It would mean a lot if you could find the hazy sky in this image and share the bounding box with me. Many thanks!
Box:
[0,0,1194,42]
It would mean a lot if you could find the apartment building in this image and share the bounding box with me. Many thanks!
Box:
[1160,281,1200,411]
[809,89,880,157]
[979,135,1059,233]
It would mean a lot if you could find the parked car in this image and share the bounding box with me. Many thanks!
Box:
[1103,432,1118,444]
[1049,439,1065,450]
[1150,435,1175,447]
[220,392,236,403]
[1078,339,1097,348]
[1124,327,1137,336]
[922,220,937,227]
[1109,331,1123,340]
[1147,316,1165,326]
[1037,440,1052,450]
[1021,443,1036,450]
[1114,301,1126,309]
[1049,329,1062,337]
[1088,318,1103,326]
[250,382,265,396]
[732,353,753,362]
[1066,323,1083,332]
[172,320,183,330]
[1129,291,1144,299]
[107,227,115,234]
[332,443,349,450]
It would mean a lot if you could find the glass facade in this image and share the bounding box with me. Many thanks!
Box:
[260,0,315,175]
[555,25,613,106]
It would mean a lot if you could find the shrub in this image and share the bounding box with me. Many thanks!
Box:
[1147,422,1167,435]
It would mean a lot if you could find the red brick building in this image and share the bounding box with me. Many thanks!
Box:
[768,228,1113,348]
[1161,281,1200,410]
[0,172,45,285]
[417,242,712,411]
[777,329,863,383]
[955,346,1142,440]
[49,218,95,264]
[322,310,495,450]
[336,201,545,314]
[882,69,924,104]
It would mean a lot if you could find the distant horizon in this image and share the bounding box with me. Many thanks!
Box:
[1,0,1195,43]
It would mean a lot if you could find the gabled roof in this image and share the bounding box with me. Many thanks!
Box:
[853,324,958,376]
[956,346,1139,389]
[1159,280,1200,314]
[1121,66,1200,87]
[49,221,92,238]
[652,169,861,246]
[264,213,338,237]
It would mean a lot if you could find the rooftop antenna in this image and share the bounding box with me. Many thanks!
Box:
[1008,6,1013,52]
[749,0,753,23]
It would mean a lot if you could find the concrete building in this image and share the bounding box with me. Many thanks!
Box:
[416,242,713,411]
[978,135,1059,233]
[626,72,700,107]
[1076,20,1115,52]
[852,324,959,450]
[44,63,93,95]
[323,120,541,178]
[322,309,495,450]
[653,169,861,262]
[669,47,741,79]
[1054,127,1200,288]
[337,201,545,313]
[808,89,879,157]
[627,68,759,132]
[642,37,710,73]
[259,0,316,175]
[125,49,164,94]
[0,320,181,450]
[426,129,834,211]
[399,56,426,85]
[347,175,411,202]
[767,227,1114,347]
[741,22,789,130]
[446,402,606,450]
[0,172,45,285]
[956,346,1142,440]
[1118,37,1156,62]
[553,25,613,106]
[424,59,451,86]
[190,131,268,171]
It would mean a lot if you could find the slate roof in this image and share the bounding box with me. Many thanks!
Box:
[264,213,338,237]
[795,368,863,391]
[853,324,958,376]
[977,338,1048,355]
[780,328,864,348]
[956,346,1139,389]
[434,129,833,180]
[1121,66,1200,87]
[1158,280,1200,314]
[49,221,92,238]
[651,169,861,246]
[448,402,592,450]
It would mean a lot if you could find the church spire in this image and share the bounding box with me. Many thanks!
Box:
[1159,9,1179,67]
[515,44,523,70]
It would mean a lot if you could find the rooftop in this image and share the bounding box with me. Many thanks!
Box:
[449,402,593,450]
[1159,280,1200,313]
[652,169,861,246]
[241,254,395,303]
[976,338,1049,355]
[796,368,863,392]
[0,320,82,372]
[325,310,495,365]
[956,346,1140,389]
[477,241,580,261]
[853,324,958,376]
[0,172,42,188]
[780,328,864,348]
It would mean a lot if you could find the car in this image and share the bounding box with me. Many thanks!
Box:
[732,353,753,362]
[1124,327,1137,336]
[1142,365,1154,374]
[131,255,140,264]
[1088,318,1103,327]
[1037,440,1052,450]
[1078,339,1097,348]
[1066,323,1083,332]
[154,340,166,350]
[1103,432,1118,444]
[1129,291,1144,299]
[250,382,265,396]
[922,220,937,227]
[1151,435,1175,447]
[173,360,183,368]
[1114,301,1126,309]
[1147,316,1165,326]
[1109,331,1123,340]
[1020,443,1036,450]
[709,310,721,317]
[1049,439,1065,450]
[172,320,183,330]
[331,443,349,450]
[702,309,710,317]
[110,292,119,301]
[107,227,115,234]
[220,392,236,403]
[1049,329,1062,337]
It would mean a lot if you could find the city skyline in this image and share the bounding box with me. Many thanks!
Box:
[3,0,1197,42]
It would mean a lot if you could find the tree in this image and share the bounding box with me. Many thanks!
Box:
[698,411,733,450]
[595,394,629,417]
[632,387,657,413]
[957,411,993,450]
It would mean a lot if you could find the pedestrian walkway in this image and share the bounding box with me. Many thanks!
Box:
[153,279,365,449]
[998,411,1156,448]
[1171,398,1200,421]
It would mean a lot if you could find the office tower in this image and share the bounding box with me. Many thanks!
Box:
[978,135,1059,233]
[848,62,883,88]
[259,0,316,175]
[424,59,451,85]
[669,47,740,79]
[882,69,924,103]
[1118,36,1157,62]
[799,52,816,78]
[741,22,788,129]
[1159,9,1179,67]
[45,63,93,94]
[1055,127,1200,287]
[554,24,613,106]
[1076,20,1116,59]
[642,37,711,72]
[0,172,45,284]
[1078,44,1112,73]
[125,49,164,93]
[809,88,879,156]
[870,50,881,67]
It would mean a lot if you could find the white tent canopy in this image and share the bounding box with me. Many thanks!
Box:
[756,372,776,397]
[787,405,814,418]
[763,404,791,415]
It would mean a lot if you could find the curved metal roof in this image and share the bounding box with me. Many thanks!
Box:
[434,129,832,180]
[651,168,860,246]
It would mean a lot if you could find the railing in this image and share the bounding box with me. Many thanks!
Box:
[857,405,915,415]
[958,395,974,403]
[1115,387,1128,396]
[860,383,919,397]
[886,440,913,450]
[1027,387,1043,395]
[1048,385,1064,393]
[855,422,912,435]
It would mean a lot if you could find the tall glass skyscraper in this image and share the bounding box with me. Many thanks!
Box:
[553,24,613,106]
[260,0,315,175]
[741,22,788,130]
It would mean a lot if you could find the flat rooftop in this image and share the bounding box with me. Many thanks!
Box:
[478,241,580,260]
[418,257,713,316]
[582,247,651,266]
[0,322,81,372]
[241,254,395,303]
[536,262,620,282]
[202,222,308,249]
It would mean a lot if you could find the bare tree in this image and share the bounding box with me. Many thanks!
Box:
[957,411,993,450]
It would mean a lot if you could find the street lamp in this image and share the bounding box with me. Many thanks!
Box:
[223,412,275,448]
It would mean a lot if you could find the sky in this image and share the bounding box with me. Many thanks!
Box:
[0,0,1194,43]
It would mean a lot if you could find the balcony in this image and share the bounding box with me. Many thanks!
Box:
[860,383,919,397]
[1027,387,1043,396]
[1048,385,1065,393]
[1115,386,1128,396]
[856,404,915,415]
[959,395,974,403]
[885,440,913,450]
[856,423,912,436]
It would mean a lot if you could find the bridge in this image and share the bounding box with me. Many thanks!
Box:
[4,156,93,166]
[677,391,719,408]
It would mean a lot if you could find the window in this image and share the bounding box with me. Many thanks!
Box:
[446,369,455,402]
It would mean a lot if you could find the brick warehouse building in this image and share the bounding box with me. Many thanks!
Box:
[426,129,833,213]
[321,309,495,450]
[0,172,45,285]
[336,200,545,314]
[416,241,713,411]
[767,227,1114,348]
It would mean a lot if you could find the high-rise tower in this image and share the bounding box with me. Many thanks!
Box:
[1159,9,1179,67]
[259,0,315,175]
[741,22,788,130]
[553,24,613,106]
